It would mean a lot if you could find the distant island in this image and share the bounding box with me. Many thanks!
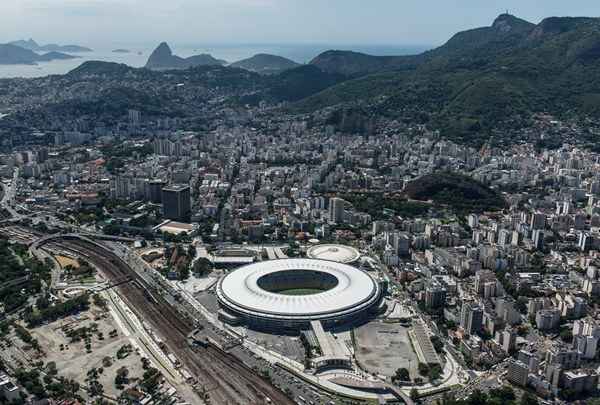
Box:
[145,42,227,70]
[112,49,131,54]
[8,39,92,53]
[230,53,300,74]
[0,43,78,65]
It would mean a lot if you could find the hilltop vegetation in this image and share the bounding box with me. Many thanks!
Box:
[298,14,600,144]
[266,65,346,102]
[230,53,300,75]
[5,14,600,148]
[341,193,431,220]
[404,172,506,213]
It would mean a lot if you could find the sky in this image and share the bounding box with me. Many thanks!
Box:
[1,0,599,48]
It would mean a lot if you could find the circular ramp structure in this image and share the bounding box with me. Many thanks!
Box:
[306,244,360,264]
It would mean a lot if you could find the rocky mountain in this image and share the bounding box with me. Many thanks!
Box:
[297,14,600,144]
[8,39,39,50]
[8,39,92,53]
[308,14,535,77]
[145,42,227,70]
[7,14,600,149]
[0,44,77,65]
[230,54,300,74]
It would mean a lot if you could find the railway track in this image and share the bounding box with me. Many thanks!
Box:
[47,237,293,405]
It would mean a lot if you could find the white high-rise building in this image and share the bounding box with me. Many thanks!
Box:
[328,197,345,224]
[573,319,600,359]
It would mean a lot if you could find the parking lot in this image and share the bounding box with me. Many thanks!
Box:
[355,320,419,379]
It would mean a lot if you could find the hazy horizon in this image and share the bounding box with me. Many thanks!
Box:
[1,0,599,49]
[0,42,431,79]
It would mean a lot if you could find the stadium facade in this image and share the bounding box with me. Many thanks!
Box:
[216,258,383,331]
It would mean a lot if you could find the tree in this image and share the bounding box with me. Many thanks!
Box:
[559,327,573,343]
[431,335,444,353]
[36,294,50,310]
[410,388,419,401]
[489,386,515,402]
[559,388,577,402]
[417,362,430,376]
[192,258,212,276]
[114,366,129,388]
[46,361,58,376]
[428,364,443,381]
[141,357,151,370]
[140,368,161,395]
[92,294,107,310]
[520,392,539,405]
[102,356,112,368]
[178,265,190,281]
[88,380,103,397]
[468,389,488,405]
[187,245,197,259]
[392,367,410,382]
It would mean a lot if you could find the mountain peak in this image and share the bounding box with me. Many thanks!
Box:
[145,42,226,70]
[492,13,534,33]
[153,42,173,57]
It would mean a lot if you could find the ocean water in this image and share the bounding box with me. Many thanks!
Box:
[0,43,431,79]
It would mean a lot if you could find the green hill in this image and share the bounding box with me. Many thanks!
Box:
[309,50,420,77]
[297,14,600,144]
[230,54,300,75]
[405,172,506,213]
[265,65,346,102]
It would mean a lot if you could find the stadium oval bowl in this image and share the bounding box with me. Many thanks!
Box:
[216,258,381,330]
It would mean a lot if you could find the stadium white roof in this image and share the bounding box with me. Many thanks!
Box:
[306,244,360,264]
[217,258,379,321]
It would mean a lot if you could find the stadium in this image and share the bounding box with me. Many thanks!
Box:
[306,244,360,264]
[216,258,382,331]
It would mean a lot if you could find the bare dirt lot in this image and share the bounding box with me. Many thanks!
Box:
[54,255,80,269]
[355,320,419,379]
[30,306,146,400]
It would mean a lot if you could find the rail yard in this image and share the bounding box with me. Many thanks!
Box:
[43,236,293,405]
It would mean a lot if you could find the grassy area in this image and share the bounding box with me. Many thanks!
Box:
[404,172,506,213]
[55,255,79,269]
[276,288,325,296]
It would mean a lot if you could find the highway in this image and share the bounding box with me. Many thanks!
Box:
[0,168,22,220]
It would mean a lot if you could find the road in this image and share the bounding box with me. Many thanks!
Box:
[369,251,468,396]
[43,236,294,405]
[1,168,21,220]
[108,241,372,405]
